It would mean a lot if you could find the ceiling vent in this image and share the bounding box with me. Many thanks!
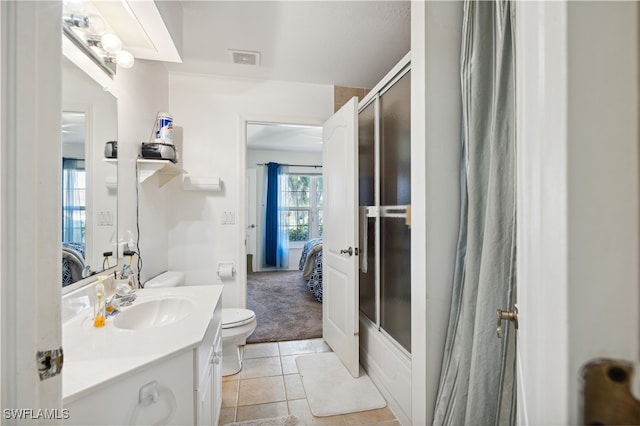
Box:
[229,49,260,66]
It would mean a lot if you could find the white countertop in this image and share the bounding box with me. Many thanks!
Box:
[62,285,223,404]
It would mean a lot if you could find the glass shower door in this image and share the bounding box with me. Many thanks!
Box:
[358,100,376,322]
[379,71,411,352]
[357,68,411,353]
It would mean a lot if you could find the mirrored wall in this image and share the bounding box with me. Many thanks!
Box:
[62,57,118,288]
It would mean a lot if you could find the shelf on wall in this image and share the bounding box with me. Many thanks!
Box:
[183,174,223,192]
[137,158,182,187]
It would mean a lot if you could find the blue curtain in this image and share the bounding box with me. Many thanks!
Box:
[433,1,517,424]
[265,162,279,266]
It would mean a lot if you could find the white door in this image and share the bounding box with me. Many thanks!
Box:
[516,2,640,424]
[2,0,63,413]
[246,168,257,272]
[322,97,359,377]
[515,3,571,422]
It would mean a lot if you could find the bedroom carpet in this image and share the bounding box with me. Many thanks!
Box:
[295,353,387,417]
[246,271,322,343]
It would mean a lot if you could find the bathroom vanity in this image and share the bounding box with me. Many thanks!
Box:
[62,285,223,425]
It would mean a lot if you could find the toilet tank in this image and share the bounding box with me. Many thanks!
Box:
[145,271,185,288]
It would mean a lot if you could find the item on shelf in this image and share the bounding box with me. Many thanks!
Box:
[104,140,117,159]
[154,112,173,143]
[140,142,177,163]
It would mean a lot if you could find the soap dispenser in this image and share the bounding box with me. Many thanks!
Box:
[94,276,106,328]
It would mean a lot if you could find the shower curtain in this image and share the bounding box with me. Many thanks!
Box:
[433,1,517,425]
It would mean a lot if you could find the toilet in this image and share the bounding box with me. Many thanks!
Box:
[145,270,186,288]
[144,271,257,377]
[221,308,257,376]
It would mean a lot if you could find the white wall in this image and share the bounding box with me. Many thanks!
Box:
[167,73,333,308]
[246,149,322,166]
[410,2,462,424]
[566,2,639,422]
[246,149,323,272]
[112,60,170,285]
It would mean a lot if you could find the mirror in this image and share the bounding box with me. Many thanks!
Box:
[62,57,118,288]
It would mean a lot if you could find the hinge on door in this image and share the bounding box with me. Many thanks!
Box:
[36,347,63,380]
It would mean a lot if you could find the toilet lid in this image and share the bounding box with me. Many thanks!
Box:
[222,308,255,329]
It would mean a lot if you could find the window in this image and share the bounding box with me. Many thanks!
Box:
[62,158,86,244]
[282,174,323,242]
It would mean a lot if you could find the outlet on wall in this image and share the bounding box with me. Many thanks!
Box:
[97,211,114,226]
[222,211,235,225]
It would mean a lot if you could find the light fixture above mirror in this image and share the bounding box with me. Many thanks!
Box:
[62,0,135,77]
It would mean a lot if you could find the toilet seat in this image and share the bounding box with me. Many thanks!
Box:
[222,308,255,329]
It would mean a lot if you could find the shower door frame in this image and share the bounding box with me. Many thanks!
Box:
[358,60,412,357]
[355,54,414,422]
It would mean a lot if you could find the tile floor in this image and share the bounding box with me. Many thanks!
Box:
[220,339,400,425]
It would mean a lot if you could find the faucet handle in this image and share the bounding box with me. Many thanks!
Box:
[117,293,137,306]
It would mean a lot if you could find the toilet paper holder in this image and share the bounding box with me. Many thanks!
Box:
[217,262,235,280]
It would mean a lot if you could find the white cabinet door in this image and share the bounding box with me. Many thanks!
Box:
[322,97,360,378]
[212,332,223,425]
[64,352,195,425]
[196,318,222,425]
[197,358,214,426]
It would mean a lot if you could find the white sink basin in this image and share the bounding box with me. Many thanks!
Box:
[62,296,91,324]
[114,297,194,330]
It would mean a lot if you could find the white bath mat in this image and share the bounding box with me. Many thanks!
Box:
[296,352,387,417]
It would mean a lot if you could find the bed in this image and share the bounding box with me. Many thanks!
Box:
[299,238,323,302]
[62,242,85,286]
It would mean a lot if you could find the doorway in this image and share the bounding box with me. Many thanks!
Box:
[241,120,325,343]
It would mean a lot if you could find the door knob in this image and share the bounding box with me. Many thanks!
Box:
[496,304,518,338]
[340,247,353,256]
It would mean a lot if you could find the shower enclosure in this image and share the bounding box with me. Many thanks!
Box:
[358,65,411,353]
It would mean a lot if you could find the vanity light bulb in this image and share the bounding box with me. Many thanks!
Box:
[116,51,135,69]
[101,33,122,54]
[87,14,106,36]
